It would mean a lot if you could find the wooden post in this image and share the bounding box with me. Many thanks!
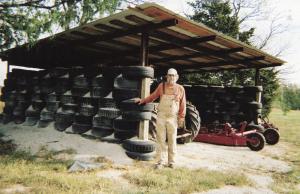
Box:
[7,61,10,79]
[138,32,150,140]
[255,68,262,103]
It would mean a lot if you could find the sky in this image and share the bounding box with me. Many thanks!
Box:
[1,0,299,86]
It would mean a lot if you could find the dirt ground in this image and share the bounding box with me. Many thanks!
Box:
[0,122,292,194]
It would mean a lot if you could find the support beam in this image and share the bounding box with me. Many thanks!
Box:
[70,18,178,46]
[255,68,262,103]
[169,56,266,70]
[151,47,243,63]
[139,33,150,140]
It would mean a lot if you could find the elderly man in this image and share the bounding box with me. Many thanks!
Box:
[135,68,186,168]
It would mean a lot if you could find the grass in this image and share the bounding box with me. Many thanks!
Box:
[268,108,300,194]
[123,167,249,194]
[0,135,250,194]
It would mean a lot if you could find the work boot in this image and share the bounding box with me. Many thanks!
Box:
[167,163,175,169]
[154,162,163,169]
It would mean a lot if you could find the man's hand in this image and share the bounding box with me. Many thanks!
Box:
[134,98,143,105]
[178,117,185,129]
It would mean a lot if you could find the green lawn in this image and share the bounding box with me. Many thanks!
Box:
[269,108,300,194]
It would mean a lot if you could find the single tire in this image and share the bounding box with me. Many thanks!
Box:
[123,139,156,153]
[79,105,96,116]
[37,120,52,128]
[263,128,280,145]
[54,111,74,131]
[112,88,139,103]
[113,74,139,89]
[122,111,152,121]
[120,99,154,112]
[122,66,154,80]
[125,151,155,161]
[97,107,121,119]
[62,103,78,113]
[93,115,113,127]
[113,116,139,131]
[246,132,265,151]
[46,101,60,112]
[91,126,114,137]
[23,116,39,126]
[72,123,92,134]
[114,128,136,140]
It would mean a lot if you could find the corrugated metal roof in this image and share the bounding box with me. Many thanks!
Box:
[0,3,285,71]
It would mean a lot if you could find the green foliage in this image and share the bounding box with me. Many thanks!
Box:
[185,0,279,117]
[278,84,300,114]
[0,0,121,51]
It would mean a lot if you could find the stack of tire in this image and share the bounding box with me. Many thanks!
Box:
[72,92,96,134]
[24,74,45,126]
[71,73,92,134]
[13,73,34,124]
[92,92,120,138]
[90,74,113,137]
[1,72,17,123]
[113,66,156,161]
[55,90,76,131]
[186,85,263,125]
[38,91,60,128]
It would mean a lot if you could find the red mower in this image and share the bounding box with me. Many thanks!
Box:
[194,121,266,151]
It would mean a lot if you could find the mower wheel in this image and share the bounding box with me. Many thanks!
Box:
[246,132,265,151]
[263,128,280,145]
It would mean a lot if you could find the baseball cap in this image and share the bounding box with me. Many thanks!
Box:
[167,68,177,75]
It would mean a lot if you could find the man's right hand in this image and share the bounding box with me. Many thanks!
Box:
[134,98,143,105]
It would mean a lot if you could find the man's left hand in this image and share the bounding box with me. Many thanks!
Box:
[178,118,185,129]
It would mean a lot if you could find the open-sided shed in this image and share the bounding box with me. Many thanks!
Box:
[0,3,285,142]
[0,3,284,72]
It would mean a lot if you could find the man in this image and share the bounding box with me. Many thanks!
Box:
[135,68,186,168]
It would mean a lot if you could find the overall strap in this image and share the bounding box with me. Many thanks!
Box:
[163,82,165,94]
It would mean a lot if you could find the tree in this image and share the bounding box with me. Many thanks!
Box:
[0,0,122,51]
[185,0,281,117]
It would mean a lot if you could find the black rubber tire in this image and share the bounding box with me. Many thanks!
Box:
[91,126,114,137]
[123,139,156,153]
[113,116,139,131]
[263,128,280,145]
[74,114,93,124]
[91,75,106,87]
[79,105,96,116]
[120,99,154,112]
[14,116,25,124]
[23,116,39,126]
[114,128,136,140]
[125,151,155,161]
[99,95,117,108]
[40,107,55,120]
[72,123,92,134]
[73,75,89,88]
[91,87,109,98]
[97,107,121,119]
[71,87,90,97]
[62,103,78,113]
[181,101,201,143]
[122,111,152,121]
[113,74,139,89]
[247,101,263,109]
[25,106,40,117]
[93,115,113,127]
[37,120,52,128]
[46,101,60,112]
[54,111,74,131]
[122,66,154,80]
[246,132,265,151]
[113,88,139,103]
